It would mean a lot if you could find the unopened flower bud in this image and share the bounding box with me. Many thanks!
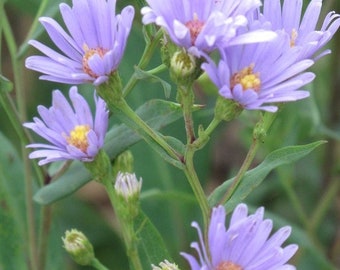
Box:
[62,229,94,266]
[170,51,199,86]
[114,172,142,201]
[152,260,180,270]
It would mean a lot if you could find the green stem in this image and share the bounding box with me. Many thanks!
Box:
[204,118,221,138]
[85,151,143,270]
[184,148,210,227]
[192,118,221,150]
[0,0,3,72]
[220,138,260,204]
[309,176,340,233]
[17,0,50,59]
[119,99,182,161]
[90,258,110,270]
[0,91,45,186]
[219,112,277,205]
[178,84,196,144]
[123,29,163,97]
[146,63,167,75]
[277,167,309,227]
[98,75,182,165]
[37,206,53,270]
[0,90,27,142]
[179,86,221,226]
[2,10,39,270]
[103,180,143,270]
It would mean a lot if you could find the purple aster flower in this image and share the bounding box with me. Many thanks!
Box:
[141,0,276,57]
[202,30,314,112]
[181,204,298,270]
[25,0,134,86]
[256,0,340,60]
[23,86,109,165]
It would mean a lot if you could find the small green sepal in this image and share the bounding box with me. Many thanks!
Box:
[84,149,112,183]
[96,71,123,105]
[113,150,134,175]
[214,96,243,122]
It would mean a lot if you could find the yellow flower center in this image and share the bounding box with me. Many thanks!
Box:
[216,261,243,270]
[82,44,108,78]
[66,125,90,152]
[230,64,261,92]
[185,13,205,45]
[290,28,298,47]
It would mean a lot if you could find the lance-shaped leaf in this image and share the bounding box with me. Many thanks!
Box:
[208,141,326,212]
[0,132,27,270]
[134,210,172,268]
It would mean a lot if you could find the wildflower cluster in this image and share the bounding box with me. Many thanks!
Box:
[12,0,339,269]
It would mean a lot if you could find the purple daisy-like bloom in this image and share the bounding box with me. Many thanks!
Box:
[257,0,340,60]
[25,0,134,86]
[181,204,298,270]
[141,0,276,57]
[23,86,109,165]
[202,30,314,112]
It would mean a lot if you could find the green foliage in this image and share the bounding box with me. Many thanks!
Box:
[209,141,327,212]
[1,0,339,269]
[134,210,172,268]
[0,132,27,270]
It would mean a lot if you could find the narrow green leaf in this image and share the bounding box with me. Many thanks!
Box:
[134,66,171,98]
[0,199,28,270]
[0,74,13,92]
[17,0,66,57]
[134,210,171,268]
[34,99,184,205]
[208,141,326,212]
[0,132,27,270]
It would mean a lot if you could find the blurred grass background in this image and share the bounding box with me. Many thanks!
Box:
[0,0,339,269]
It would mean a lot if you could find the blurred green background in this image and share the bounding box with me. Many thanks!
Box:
[0,0,339,269]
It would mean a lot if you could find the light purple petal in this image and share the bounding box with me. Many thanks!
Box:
[182,204,298,269]
[24,86,108,165]
[26,0,134,86]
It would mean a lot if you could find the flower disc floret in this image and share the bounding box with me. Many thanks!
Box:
[216,261,242,270]
[66,125,91,153]
[181,204,298,270]
[25,0,134,86]
[185,14,205,45]
[82,45,109,79]
[23,86,109,165]
[231,64,261,92]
